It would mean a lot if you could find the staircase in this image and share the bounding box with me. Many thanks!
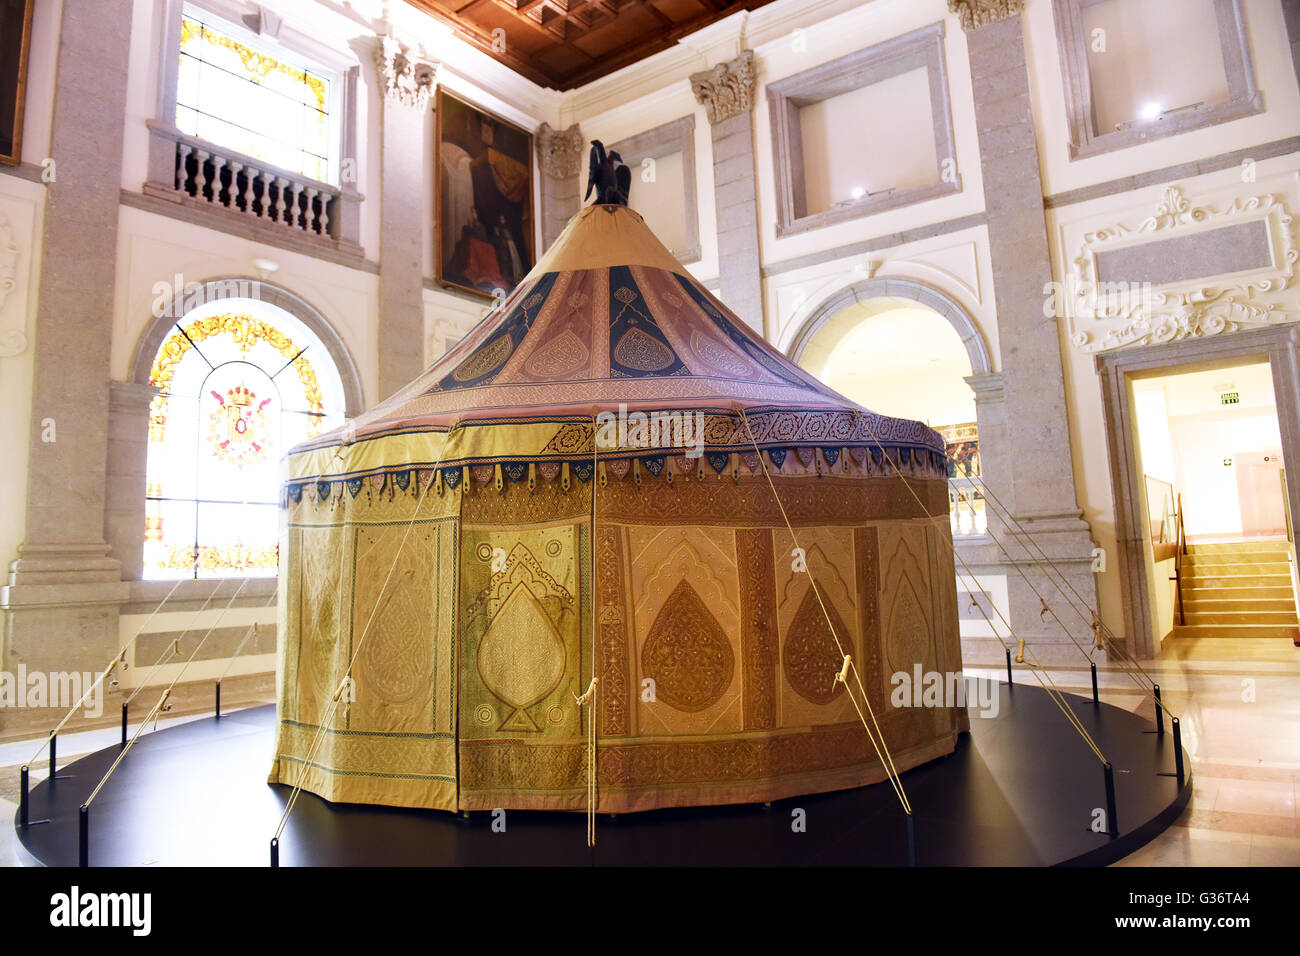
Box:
[1176,541,1300,639]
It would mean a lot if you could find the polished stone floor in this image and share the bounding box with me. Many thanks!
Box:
[2,635,1295,866]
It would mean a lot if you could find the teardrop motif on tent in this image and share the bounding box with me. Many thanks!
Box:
[477,582,567,732]
[641,580,734,712]
[523,328,590,378]
[452,333,514,383]
[886,575,930,676]
[784,586,850,705]
[613,326,676,373]
[689,328,755,378]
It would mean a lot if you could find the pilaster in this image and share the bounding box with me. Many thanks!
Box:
[691,50,764,335]
[2,1,136,701]
[537,122,584,252]
[956,2,1099,660]
[375,36,436,400]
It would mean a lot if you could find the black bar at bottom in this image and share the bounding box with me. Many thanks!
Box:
[79,805,89,867]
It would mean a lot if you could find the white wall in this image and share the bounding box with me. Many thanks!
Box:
[1024,0,1300,196]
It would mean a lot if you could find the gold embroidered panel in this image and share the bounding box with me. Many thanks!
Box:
[271,473,966,814]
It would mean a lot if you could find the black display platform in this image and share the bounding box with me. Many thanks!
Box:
[14,683,1190,866]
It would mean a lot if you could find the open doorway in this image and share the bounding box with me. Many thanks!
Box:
[1127,356,1298,660]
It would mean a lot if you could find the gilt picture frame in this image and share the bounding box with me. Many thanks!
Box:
[435,89,535,300]
[0,0,35,166]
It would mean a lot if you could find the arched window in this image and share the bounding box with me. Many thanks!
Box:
[144,299,346,579]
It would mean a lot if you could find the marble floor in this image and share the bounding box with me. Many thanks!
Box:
[2,637,1296,867]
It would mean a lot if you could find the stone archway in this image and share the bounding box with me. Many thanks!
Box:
[785,276,993,377]
[784,274,1004,521]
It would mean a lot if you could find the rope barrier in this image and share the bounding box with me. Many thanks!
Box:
[846,409,1109,765]
[84,576,251,808]
[958,473,1168,709]
[26,577,187,767]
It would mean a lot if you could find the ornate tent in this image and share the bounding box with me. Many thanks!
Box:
[269,203,967,814]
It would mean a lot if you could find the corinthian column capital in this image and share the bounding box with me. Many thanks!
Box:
[375,35,437,110]
[947,0,1026,31]
[689,50,756,125]
[536,122,584,179]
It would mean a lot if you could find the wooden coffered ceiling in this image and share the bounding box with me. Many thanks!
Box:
[404,0,778,90]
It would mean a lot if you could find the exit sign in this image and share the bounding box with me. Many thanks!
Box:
[1220,392,1239,405]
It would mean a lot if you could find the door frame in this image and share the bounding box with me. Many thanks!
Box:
[1096,324,1300,658]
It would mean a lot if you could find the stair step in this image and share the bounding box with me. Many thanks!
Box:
[1182,585,1296,600]
[1185,541,1291,554]
[1182,572,1293,587]
[1183,610,1299,625]
[1181,597,1298,613]
[1173,623,1300,639]
[1184,562,1292,577]
[1184,554,1292,569]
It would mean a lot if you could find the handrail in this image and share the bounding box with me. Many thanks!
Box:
[1175,492,1186,626]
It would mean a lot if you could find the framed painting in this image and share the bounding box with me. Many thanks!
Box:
[435,88,535,299]
[0,0,35,166]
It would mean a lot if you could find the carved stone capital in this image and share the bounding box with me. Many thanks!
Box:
[375,36,437,110]
[536,122,584,179]
[947,0,1025,31]
[690,50,756,125]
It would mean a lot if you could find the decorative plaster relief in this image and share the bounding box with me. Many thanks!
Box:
[1069,186,1297,353]
[0,211,26,356]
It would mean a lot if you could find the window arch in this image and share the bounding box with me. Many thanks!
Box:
[143,298,347,579]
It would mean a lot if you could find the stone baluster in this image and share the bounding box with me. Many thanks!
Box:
[286,180,301,229]
[175,142,192,191]
[210,155,227,206]
[244,166,261,217]
[193,149,210,200]
[228,161,244,211]
[304,187,320,234]
[274,176,289,224]
[318,193,332,237]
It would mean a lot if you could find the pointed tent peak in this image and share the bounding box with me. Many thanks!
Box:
[529,203,685,279]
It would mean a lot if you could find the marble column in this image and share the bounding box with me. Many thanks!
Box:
[952,0,1100,660]
[537,123,583,253]
[104,382,160,583]
[374,37,436,401]
[1,0,135,696]
[691,51,764,335]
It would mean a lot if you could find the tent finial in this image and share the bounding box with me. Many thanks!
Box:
[584,140,631,207]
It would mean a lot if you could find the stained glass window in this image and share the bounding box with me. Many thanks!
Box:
[176,10,335,183]
[144,301,346,579]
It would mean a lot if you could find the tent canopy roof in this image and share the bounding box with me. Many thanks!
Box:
[289,204,943,478]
